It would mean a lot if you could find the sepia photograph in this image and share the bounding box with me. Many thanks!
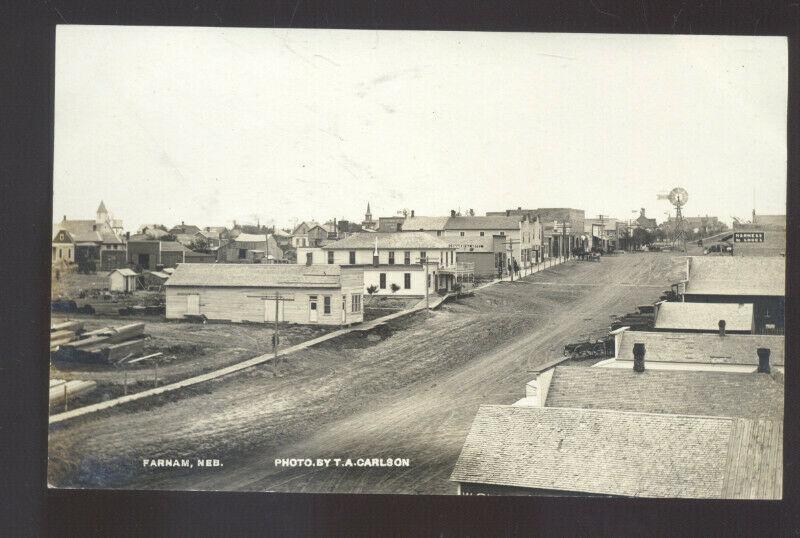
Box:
[47,26,787,499]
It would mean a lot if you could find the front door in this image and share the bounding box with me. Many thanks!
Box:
[309,296,318,323]
[187,294,200,315]
[138,253,150,269]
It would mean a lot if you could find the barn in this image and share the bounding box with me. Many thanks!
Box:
[164,263,364,326]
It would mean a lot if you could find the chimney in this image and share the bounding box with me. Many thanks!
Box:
[450,210,456,217]
[410,210,415,217]
[125,231,130,240]
[757,348,771,373]
[181,220,185,226]
[518,206,522,211]
[718,319,726,337]
[632,343,645,372]
[63,215,66,221]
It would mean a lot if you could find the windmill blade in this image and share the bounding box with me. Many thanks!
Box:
[656,193,670,200]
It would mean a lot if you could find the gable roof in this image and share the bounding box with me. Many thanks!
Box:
[231,233,268,243]
[544,366,783,420]
[321,232,453,250]
[615,330,784,367]
[654,302,753,332]
[401,216,450,231]
[685,256,785,297]
[450,405,781,498]
[165,263,348,288]
[292,221,321,235]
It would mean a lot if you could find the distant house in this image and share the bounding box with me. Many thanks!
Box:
[452,365,783,498]
[52,202,126,271]
[108,268,139,293]
[486,208,587,257]
[298,231,462,295]
[165,263,364,326]
[291,221,325,248]
[633,207,657,230]
[679,256,785,333]
[217,233,282,263]
[597,329,784,373]
[653,302,754,334]
[168,222,201,236]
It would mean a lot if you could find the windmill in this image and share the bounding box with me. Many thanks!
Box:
[657,187,689,252]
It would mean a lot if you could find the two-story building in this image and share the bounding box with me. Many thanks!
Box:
[297,232,461,296]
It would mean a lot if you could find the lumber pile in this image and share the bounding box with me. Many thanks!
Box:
[50,320,84,351]
[610,311,654,332]
[49,378,97,406]
[52,322,150,364]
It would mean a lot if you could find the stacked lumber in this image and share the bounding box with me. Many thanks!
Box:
[610,312,654,332]
[50,320,84,351]
[49,378,97,405]
[53,322,149,364]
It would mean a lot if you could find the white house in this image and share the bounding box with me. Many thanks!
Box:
[297,232,460,296]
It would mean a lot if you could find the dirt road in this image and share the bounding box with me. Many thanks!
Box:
[48,253,683,494]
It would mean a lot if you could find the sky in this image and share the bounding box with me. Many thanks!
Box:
[54,27,788,230]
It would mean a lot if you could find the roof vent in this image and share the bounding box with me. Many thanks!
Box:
[718,319,726,337]
[632,343,645,373]
[757,348,771,374]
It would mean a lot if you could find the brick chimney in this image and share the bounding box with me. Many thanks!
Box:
[450,210,456,217]
[757,348,771,373]
[718,319,726,337]
[410,210,415,217]
[632,343,645,372]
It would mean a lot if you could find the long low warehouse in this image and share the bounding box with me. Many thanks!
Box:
[164,263,365,326]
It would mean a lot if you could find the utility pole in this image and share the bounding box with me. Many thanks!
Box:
[503,239,520,282]
[415,255,438,309]
[249,292,295,376]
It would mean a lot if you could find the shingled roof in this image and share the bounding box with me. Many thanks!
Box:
[615,330,784,367]
[654,302,753,332]
[165,263,348,288]
[450,405,782,498]
[544,366,783,420]
[685,256,785,297]
[401,216,450,231]
[321,232,452,250]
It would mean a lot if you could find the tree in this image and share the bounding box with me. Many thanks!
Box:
[390,283,400,293]
[366,284,378,304]
[161,233,177,242]
[188,237,211,253]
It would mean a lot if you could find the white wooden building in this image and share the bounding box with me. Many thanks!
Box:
[164,263,364,326]
[108,268,139,292]
[297,232,462,296]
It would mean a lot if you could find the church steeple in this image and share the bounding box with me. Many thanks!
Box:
[365,202,372,221]
[96,200,109,225]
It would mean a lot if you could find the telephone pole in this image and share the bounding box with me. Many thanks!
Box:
[503,239,520,282]
[416,255,439,309]
[248,292,295,376]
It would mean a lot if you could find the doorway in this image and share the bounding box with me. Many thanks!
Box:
[187,294,200,315]
[309,295,318,323]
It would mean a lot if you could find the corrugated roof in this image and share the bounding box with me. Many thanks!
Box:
[545,366,783,420]
[654,302,753,332]
[165,263,348,288]
[450,405,757,498]
[401,216,450,231]
[321,232,453,250]
[685,256,785,296]
[616,331,784,366]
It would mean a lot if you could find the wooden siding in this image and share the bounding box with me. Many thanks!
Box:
[166,285,363,326]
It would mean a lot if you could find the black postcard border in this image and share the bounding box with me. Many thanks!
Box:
[3,1,799,536]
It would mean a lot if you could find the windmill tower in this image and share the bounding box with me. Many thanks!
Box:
[657,187,689,252]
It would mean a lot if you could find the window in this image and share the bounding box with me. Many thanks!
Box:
[460,231,465,237]
[404,251,410,265]
[379,273,387,289]
[327,251,334,264]
[388,251,395,265]
[351,294,362,312]
[349,251,356,264]
[58,249,62,259]
[480,231,485,236]
[420,251,426,263]
[323,296,331,315]
[238,248,247,259]
[404,273,411,289]
[306,252,313,265]
[500,231,505,236]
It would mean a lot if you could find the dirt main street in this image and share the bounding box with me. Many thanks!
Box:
[48,252,684,494]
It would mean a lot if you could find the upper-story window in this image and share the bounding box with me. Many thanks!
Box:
[349,251,356,264]
[388,251,395,265]
[327,251,334,264]
[404,251,411,265]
